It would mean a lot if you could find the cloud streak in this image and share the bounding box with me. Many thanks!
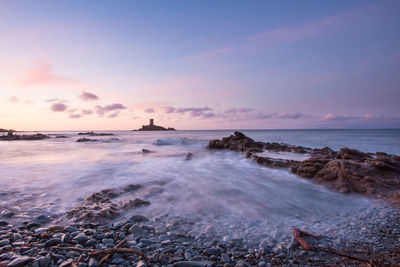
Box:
[186,3,381,61]
[95,103,126,116]
[79,91,99,101]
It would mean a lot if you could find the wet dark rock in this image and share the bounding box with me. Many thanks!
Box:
[0,221,8,226]
[26,222,41,230]
[337,147,369,160]
[73,233,87,243]
[208,131,263,152]
[64,226,79,233]
[44,238,61,247]
[204,248,218,255]
[0,239,10,247]
[35,256,51,267]
[76,138,98,142]
[59,259,74,267]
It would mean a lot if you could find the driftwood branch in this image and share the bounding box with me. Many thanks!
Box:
[293,228,370,263]
[51,246,96,253]
[99,238,129,264]
[293,228,319,250]
[90,248,149,262]
[52,238,148,263]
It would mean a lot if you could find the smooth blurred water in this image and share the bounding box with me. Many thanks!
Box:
[0,129,398,237]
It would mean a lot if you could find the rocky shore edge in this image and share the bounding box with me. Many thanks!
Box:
[1,206,399,267]
[208,131,400,206]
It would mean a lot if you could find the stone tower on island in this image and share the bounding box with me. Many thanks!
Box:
[136,119,176,131]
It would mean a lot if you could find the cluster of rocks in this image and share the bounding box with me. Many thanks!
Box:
[0,205,399,266]
[208,132,400,205]
[78,132,114,137]
[67,184,150,223]
[0,132,49,141]
[76,138,119,143]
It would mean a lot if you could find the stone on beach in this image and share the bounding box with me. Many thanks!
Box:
[7,256,34,267]
[174,261,213,267]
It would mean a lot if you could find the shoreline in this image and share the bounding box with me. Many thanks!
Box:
[0,131,400,266]
[0,205,399,266]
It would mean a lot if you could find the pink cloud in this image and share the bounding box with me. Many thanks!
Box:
[51,102,68,112]
[21,60,76,87]
[164,106,176,113]
[8,96,18,103]
[144,108,154,113]
[79,91,99,101]
[69,114,82,119]
[95,103,126,116]
[82,109,93,115]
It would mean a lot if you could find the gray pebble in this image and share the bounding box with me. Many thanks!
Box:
[8,256,34,267]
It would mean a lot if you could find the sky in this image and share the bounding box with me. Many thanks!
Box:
[0,0,399,130]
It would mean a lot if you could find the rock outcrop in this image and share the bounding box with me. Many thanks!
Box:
[208,132,400,205]
[0,133,49,141]
[67,184,150,222]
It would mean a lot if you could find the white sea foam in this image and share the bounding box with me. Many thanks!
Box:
[0,129,398,239]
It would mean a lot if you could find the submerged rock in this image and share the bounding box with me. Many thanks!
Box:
[186,153,193,160]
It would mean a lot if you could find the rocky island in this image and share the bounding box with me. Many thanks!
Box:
[136,119,176,131]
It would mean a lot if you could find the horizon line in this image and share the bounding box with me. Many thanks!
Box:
[6,128,400,132]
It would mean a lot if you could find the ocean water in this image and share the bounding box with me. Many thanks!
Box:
[0,129,399,239]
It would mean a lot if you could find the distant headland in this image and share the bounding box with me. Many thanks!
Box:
[0,128,15,132]
[135,119,176,131]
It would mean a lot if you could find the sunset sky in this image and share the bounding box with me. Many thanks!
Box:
[1,0,399,130]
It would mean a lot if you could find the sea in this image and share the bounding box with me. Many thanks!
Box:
[0,129,399,240]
